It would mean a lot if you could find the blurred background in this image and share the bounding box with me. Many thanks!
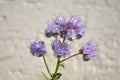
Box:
[0,0,120,80]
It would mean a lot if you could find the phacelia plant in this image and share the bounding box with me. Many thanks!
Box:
[29,15,97,80]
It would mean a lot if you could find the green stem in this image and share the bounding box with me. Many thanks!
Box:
[55,58,60,74]
[60,53,80,63]
[43,56,52,77]
[52,57,60,80]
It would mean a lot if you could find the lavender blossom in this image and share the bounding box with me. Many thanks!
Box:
[45,23,60,37]
[54,16,66,25]
[79,40,97,61]
[29,41,46,57]
[45,16,66,37]
[68,16,80,26]
[45,16,85,40]
[51,39,72,58]
[65,16,85,40]
[66,29,77,41]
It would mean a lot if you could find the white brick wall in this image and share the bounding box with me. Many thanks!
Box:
[0,0,120,80]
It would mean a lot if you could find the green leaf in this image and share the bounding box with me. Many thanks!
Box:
[59,63,65,68]
[52,72,62,80]
[42,72,51,80]
[56,73,62,79]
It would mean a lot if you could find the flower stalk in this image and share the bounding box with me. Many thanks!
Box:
[43,56,52,77]
[60,53,80,63]
[52,57,61,80]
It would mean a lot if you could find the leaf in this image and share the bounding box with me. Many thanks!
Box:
[52,72,62,80]
[42,72,51,80]
[59,63,65,68]
[56,73,62,79]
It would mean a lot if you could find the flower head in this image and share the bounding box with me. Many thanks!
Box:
[65,16,85,40]
[45,23,60,37]
[51,39,72,58]
[45,16,85,41]
[29,41,46,57]
[45,16,66,37]
[79,40,97,61]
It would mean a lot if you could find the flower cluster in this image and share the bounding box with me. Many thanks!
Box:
[29,41,46,57]
[45,16,85,41]
[28,15,97,80]
[51,39,72,58]
[79,40,97,61]
[29,16,96,60]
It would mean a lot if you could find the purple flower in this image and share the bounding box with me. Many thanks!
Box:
[45,16,85,40]
[45,23,60,37]
[54,16,66,25]
[80,40,97,61]
[76,21,85,36]
[65,16,85,40]
[51,39,72,58]
[66,29,77,41]
[68,16,80,26]
[29,41,46,57]
[45,16,66,37]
